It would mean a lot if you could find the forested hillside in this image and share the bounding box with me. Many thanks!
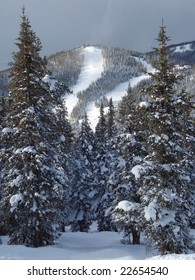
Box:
[46,48,84,86]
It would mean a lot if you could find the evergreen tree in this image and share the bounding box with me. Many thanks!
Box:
[110,132,144,244]
[110,84,148,243]
[95,102,107,147]
[95,144,119,232]
[41,75,74,232]
[0,9,70,247]
[137,22,194,254]
[118,85,135,133]
[93,103,114,231]
[106,98,116,138]
[68,114,95,232]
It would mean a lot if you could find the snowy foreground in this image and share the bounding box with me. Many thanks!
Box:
[0,227,195,260]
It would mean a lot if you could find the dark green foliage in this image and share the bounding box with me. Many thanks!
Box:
[106,98,116,138]
[95,103,107,146]
[113,202,141,245]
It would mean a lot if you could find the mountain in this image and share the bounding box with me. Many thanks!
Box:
[1,41,195,128]
[59,45,152,130]
[146,40,195,65]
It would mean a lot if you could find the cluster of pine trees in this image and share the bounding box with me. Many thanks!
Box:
[0,10,194,255]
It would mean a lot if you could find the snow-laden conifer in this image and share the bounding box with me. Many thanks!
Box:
[0,8,72,247]
[137,22,194,254]
[68,114,95,232]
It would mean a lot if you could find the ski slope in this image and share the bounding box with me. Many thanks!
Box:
[86,57,153,130]
[65,45,153,129]
[65,46,104,116]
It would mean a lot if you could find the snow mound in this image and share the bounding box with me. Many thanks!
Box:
[131,164,144,180]
[2,127,15,134]
[116,200,138,212]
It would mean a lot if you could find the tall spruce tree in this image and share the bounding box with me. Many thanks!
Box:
[68,114,95,232]
[137,22,194,254]
[106,98,116,138]
[41,75,74,232]
[95,102,107,147]
[0,9,70,247]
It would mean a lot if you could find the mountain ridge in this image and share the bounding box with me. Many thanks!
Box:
[1,40,195,127]
[146,40,195,65]
[1,39,195,75]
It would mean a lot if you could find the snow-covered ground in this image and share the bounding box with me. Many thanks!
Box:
[65,46,104,116]
[0,231,145,260]
[0,226,194,260]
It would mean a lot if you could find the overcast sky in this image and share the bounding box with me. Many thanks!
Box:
[1,0,195,70]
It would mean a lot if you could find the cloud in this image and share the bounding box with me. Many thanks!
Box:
[1,0,195,70]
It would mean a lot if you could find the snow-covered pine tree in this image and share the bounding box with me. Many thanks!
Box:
[95,141,120,232]
[118,85,135,133]
[93,102,117,231]
[95,102,107,148]
[107,83,149,244]
[109,131,145,244]
[0,9,71,247]
[41,75,74,232]
[106,98,117,139]
[68,114,95,232]
[136,22,194,254]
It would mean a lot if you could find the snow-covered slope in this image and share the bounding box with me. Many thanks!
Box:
[86,57,153,130]
[64,45,153,130]
[65,46,104,116]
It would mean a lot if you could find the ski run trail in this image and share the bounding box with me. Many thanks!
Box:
[65,45,153,130]
[65,46,104,118]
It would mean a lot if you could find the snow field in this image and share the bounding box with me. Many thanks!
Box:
[1,229,194,260]
[0,230,146,260]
